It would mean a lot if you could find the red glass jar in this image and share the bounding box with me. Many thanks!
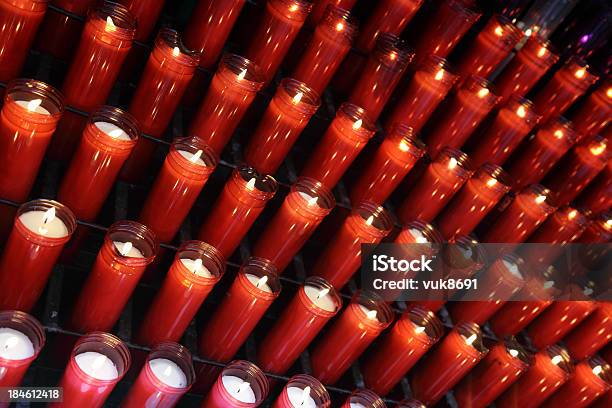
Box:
[273,374,330,408]
[570,80,612,142]
[307,0,356,28]
[69,220,158,333]
[139,137,217,243]
[202,360,269,408]
[121,0,164,41]
[136,241,225,346]
[252,178,334,273]
[362,306,443,396]
[564,302,612,360]
[0,200,76,312]
[341,389,385,408]
[198,166,277,260]
[575,160,612,214]
[244,78,320,175]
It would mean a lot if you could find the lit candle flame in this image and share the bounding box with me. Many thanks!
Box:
[477,88,490,98]
[553,129,564,139]
[300,386,311,406]
[93,354,109,370]
[399,140,410,152]
[366,309,378,320]
[535,195,547,204]
[120,241,133,256]
[352,118,363,130]
[190,149,203,163]
[414,325,426,334]
[593,365,603,376]
[365,215,374,226]
[38,207,56,235]
[465,333,478,346]
[193,258,203,273]
[307,196,318,207]
[246,178,257,190]
[106,16,116,31]
[416,236,428,244]
[172,46,180,57]
[317,288,330,299]
[256,275,268,289]
[509,349,519,358]
[292,92,303,104]
[237,68,247,81]
[486,178,498,188]
[590,142,606,156]
[516,105,527,118]
[27,99,43,112]
[606,219,612,227]
[537,47,547,58]
[336,22,344,31]
[434,69,444,81]
[551,355,563,365]
[574,68,586,79]
[448,157,458,169]
[289,4,298,12]
[494,26,504,36]
[389,51,397,61]
[607,87,612,99]
[568,209,577,220]
[109,128,124,139]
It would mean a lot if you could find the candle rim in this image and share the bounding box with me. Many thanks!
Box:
[373,32,414,69]
[502,95,541,125]
[268,0,313,21]
[220,53,266,89]
[353,290,394,327]
[486,14,523,48]
[403,305,444,343]
[456,322,488,354]
[88,106,140,146]
[474,163,513,193]
[220,360,269,404]
[16,199,77,242]
[106,220,159,263]
[89,1,136,33]
[352,200,393,235]
[169,137,218,176]
[461,75,500,105]
[146,341,196,390]
[71,331,131,384]
[301,276,341,316]
[539,116,577,147]
[319,5,358,41]
[235,165,279,198]
[561,56,600,89]
[6,79,64,119]
[436,147,474,178]
[240,257,282,297]
[346,388,385,408]
[387,124,427,158]
[278,78,321,114]
[0,310,45,362]
[175,240,225,281]
[521,34,560,66]
[156,27,201,66]
[417,54,458,86]
[283,374,330,406]
[337,102,377,135]
[292,177,336,212]
[396,220,444,246]
[444,234,487,272]
[519,184,557,214]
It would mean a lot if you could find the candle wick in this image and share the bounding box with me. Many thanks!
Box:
[292,92,304,104]
[190,149,203,163]
[246,178,257,191]
[120,241,133,257]
[414,325,426,334]
[256,275,268,288]
[317,288,330,299]
[236,380,251,394]
[193,258,203,273]
[299,386,311,406]
[26,99,43,112]
[4,336,19,350]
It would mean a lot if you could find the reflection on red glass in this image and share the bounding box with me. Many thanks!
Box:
[564,302,612,360]
[570,80,612,143]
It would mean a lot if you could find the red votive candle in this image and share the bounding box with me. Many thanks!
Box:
[0,311,45,390]
[120,28,200,182]
[0,79,63,205]
[273,374,330,408]
[202,360,269,408]
[198,258,280,385]
[454,340,531,408]
[425,76,499,159]
[292,6,356,95]
[184,0,248,69]
[575,160,612,214]
[245,0,312,85]
[0,0,48,83]
[541,358,611,408]
[122,342,195,408]
[544,135,609,206]
[341,389,385,408]
[244,79,320,175]
[469,96,541,167]
[436,163,512,239]
[496,345,573,408]
[310,292,393,385]
[312,201,392,289]
[189,54,264,155]
[121,0,164,41]
[51,332,130,408]
[57,106,139,222]
[307,0,356,27]
[300,103,376,189]
[198,166,277,260]
[252,178,334,273]
[385,55,457,132]
[348,33,413,121]
[570,80,612,142]
[136,241,225,346]
[69,220,158,333]
[0,200,76,312]
[362,306,444,396]
[455,14,522,79]
[257,277,341,376]
[494,35,559,102]
[139,137,217,243]
[350,125,425,205]
[398,148,473,223]
[564,302,612,360]
[532,57,599,123]
[507,117,577,191]
[411,322,488,405]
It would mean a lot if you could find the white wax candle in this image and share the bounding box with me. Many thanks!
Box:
[304,285,337,312]
[75,351,119,380]
[180,258,212,278]
[502,259,522,279]
[408,228,429,243]
[16,99,50,115]
[287,386,316,408]
[95,121,131,141]
[149,358,187,388]
[246,273,273,293]
[358,304,380,322]
[113,241,144,258]
[0,327,34,360]
[178,149,206,166]
[298,191,319,207]
[222,375,256,403]
[19,209,68,238]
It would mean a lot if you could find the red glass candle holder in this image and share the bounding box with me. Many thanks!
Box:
[436,163,512,239]
[576,160,612,214]
[362,306,444,396]
[198,165,277,260]
[0,79,64,204]
[541,357,611,408]
[341,389,385,408]
[273,374,330,408]
[507,117,577,191]
[51,332,131,408]
[292,6,357,95]
[139,137,217,243]
[454,339,531,408]
[307,0,356,28]
[202,360,269,408]
[120,28,200,182]
[300,103,376,189]
[348,33,413,121]
[311,292,393,384]
[411,322,488,405]
[70,220,158,333]
[398,148,473,223]
[570,80,612,142]
[313,201,392,289]
[545,135,609,206]
[57,106,139,222]
[469,96,541,167]
[252,178,334,273]
[189,53,264,155]
[494,35,559,102]
[122,342,195,408]
[121,0,164,41]
[0,0,48,83]
[532,57,599,123]
[385,55,457,132]
[425,76,499,159]
[245,0,313,85]
[136,241,225,346]
[257,277,341,375]
[564,302,612,360]
[0,310,45,389]
[350,125,425,205]
[496,345,573,408]
[244,78,320,175]
[0,199,76,312]
[578,212,612,243]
